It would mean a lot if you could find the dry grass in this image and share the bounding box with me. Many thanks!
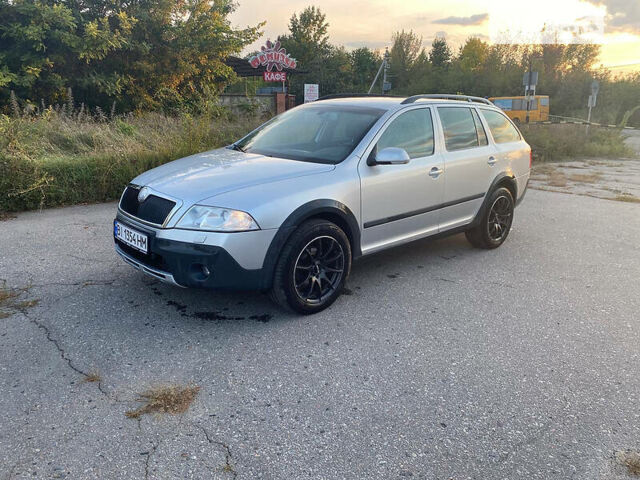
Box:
[522,123,633,162]
[546,175,568,187]
[0,284,38,318]
[532,164,559,176]
[567,172,603,184]
[615,450,640,476]
[1,112,266,212]
[614,194,640,203]
[125,385,200,419]
[82,372,102,383]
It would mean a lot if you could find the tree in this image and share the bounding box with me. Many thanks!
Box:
[0,0,263,112]
[350,47,381,91]
[278,6,337,101]
[429,37,452,68]
[390,30,423,91]
[287,6,330,50]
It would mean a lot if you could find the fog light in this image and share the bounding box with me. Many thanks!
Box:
[188,263,211,282]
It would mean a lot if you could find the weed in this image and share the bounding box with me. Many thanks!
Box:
[614,194,640,203]
[0,283,38,317]
[1,112,266,212]
[521,124,634,163]
[615,450,640,476]
[125,384,200,419]
[567,172,603,184]
[82,372,102,383]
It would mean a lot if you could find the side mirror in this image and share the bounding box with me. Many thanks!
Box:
[370,147,410,166]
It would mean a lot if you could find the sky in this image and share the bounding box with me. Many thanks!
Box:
[230,0,640,72]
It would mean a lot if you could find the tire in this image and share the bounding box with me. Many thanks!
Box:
[270,219,352,314]
[465,187,515,249]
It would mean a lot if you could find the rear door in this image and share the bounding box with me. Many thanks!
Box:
[436,106,497,231]
[358,106,444,254]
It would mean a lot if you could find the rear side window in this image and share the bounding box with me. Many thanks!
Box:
[375,108,434,159]
[481,109,521,144]
[472,109,488,146]
[438,107,481,151]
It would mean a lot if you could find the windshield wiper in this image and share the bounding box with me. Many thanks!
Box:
[230,143,245,153]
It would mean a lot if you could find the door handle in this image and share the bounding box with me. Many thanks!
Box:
[429,167,444,178]
[488,156,497,166]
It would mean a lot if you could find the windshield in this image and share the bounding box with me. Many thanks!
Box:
[235,105,385,164]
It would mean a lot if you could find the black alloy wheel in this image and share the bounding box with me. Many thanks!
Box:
[271,219,351,314]
[465,187,515,249]
[293,236,345,305]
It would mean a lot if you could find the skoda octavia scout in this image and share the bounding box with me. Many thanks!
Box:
[114,94,531,314]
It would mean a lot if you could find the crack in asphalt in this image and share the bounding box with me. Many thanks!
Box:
[143,441,160,480]
[22,309,110,397]
[196,424,237,479]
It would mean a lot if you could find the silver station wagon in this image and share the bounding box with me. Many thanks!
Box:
[114,94,531,314]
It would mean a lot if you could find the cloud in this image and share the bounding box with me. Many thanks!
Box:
[582,0,640,32]
[433,13,489,26]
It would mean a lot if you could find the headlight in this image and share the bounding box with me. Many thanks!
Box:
[176,206,260,232]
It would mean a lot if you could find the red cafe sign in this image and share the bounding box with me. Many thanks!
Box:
[263,71,287,82]
[248,40,297,72]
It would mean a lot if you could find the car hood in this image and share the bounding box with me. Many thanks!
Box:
[132,148,335,204]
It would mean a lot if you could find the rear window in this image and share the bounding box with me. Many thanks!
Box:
[438,107,482,151]
[481,109,521,144]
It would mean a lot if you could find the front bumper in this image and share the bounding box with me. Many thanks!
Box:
[114,213,276,291]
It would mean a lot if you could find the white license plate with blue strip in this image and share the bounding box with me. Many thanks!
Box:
[114,221,148,254]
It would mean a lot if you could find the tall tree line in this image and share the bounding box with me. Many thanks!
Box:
[276,8,639,125]
[0,0,262,112]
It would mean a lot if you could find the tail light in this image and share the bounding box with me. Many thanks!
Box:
[529,149,533,169]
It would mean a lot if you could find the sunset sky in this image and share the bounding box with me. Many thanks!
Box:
[230,0,640,72]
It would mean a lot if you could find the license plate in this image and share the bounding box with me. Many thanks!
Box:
[114,220,148,254]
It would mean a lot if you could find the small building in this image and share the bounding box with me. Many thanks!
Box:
[223,42,301,115]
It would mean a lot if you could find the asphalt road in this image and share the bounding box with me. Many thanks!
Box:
[1,188,639,479]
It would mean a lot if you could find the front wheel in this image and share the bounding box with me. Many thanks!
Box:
[465,187,514,249]
[270,219,352,314]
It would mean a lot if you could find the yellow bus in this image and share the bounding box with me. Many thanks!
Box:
[488,96,550,123]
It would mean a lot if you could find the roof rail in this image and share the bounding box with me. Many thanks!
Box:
[401,94,493,106]
[317,93,403,101]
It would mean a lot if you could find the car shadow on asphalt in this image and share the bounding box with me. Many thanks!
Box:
[131,232,476,325]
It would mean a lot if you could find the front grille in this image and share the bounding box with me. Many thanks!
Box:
[115,239,166,270]
[119,186,176,225]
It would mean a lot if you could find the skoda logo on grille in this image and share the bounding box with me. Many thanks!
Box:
[137,187,151,203]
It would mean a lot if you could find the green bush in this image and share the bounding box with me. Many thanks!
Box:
[521,123,633,162]
[0,111,265,212]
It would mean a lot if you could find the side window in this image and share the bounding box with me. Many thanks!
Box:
[375,108,434,159]
[472,109,488,146]
[493,99,512,111]
[438,107,480,151]
[540,97,549,107]
[481,109,521,144]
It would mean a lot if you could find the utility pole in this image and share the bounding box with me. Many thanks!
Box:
[381,49,390,95]
[523,53,538,124]
[368,48,390,94]
[525,56,532,124]
[586,80,599,135]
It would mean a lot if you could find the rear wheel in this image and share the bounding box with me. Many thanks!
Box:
[270,219,351,314]
[465,187,514,249]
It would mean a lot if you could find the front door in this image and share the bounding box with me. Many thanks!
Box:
[358,107,445,254]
